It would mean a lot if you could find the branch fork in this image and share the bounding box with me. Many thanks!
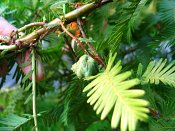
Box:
[0,0,112,61]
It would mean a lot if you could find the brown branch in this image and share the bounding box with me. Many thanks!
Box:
[17,22,45,33]
[60,21,92,55]
[60,21,104,66]
[76,18,86,38]
[17,0,112,46]
[149,107,160,117]
[0,0,113,51]
[63,35,77,62]
[76,18,105,66]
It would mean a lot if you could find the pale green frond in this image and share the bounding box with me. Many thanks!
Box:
[83,53,149,131]
[106,52,117,72]
[140,59,175,87]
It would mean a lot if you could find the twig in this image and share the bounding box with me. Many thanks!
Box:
[60,21,104,66]
[32,49,38,131]
[149,107,160,117]
[17,22,45,33]
[0,45,16,50]
[0,0,113,50]
[76,18,86,38]
[60,21,91,54]
[76,18,105,66]
[63,35,77,61]
[17,2,103,46]
[16,0,112,46]
[64,0,112,22]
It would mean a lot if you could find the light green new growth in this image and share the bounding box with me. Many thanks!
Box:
[83,52,149,131]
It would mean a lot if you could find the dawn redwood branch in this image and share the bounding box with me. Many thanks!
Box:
[64,0,107,22]
[77,18,86,38]
[0,0,112,50]
[17,22,45,33]
[60,21,93,57]
[0,45,16,50]
[63,35,78,62]
[77,18,105,66]
[60,21,104,66]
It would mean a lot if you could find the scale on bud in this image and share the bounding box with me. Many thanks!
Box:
[71,55,99,79]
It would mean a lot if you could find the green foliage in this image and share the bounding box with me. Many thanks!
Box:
[83,53,149,130]
[1,0,175,130]
[86,120,111,131]
[0,114,31,131]
[43,78,98,130]
[138,59,175,87]
[149,0,175,47]
[100,0,149,52]
[148,117,175,131]
[159,0,175,25]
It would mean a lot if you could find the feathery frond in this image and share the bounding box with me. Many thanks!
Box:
[83,52,149,131]
[159,0,175,25]
[149,117,175,131]
[149,0,175,48]
[139,59,175,87]
[101,0,148,52]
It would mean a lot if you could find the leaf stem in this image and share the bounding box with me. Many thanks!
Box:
[32,49,38,131]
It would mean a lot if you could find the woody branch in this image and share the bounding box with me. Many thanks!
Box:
[0,0,112,65]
